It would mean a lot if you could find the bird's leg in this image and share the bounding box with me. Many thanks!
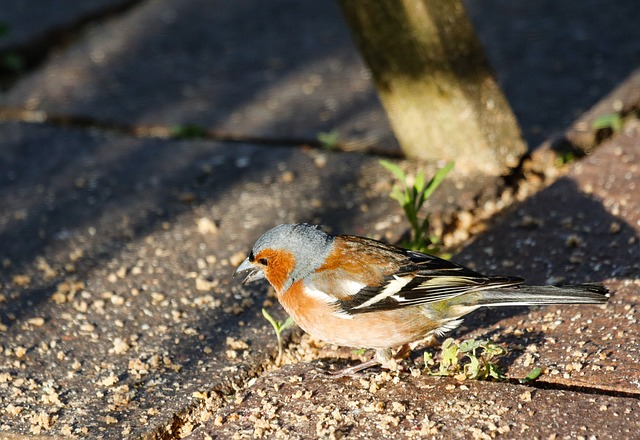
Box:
[330,345,411,377]
[329,357,383,378]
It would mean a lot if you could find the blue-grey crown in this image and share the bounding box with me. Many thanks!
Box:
[253,224,335,290]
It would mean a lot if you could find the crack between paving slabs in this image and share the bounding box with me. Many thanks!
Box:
[2,75,637,439]
[0,107,401,154]
[157,127,640,437]
[508,377,640,401]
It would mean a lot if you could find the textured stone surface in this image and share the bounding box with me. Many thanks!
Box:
[0,121,406,438]
[1,1,639,438]
[186,123,640,439]
[188,363,640,440]
[3,0,640,152]
[1,0,396,152]
[455,124,640,395]
[0,0,139,51]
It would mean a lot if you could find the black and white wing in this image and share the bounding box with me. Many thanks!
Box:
[338,249,524,315]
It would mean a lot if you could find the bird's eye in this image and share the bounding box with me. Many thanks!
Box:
[258,258,268,266]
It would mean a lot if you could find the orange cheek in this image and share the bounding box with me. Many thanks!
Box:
[254,249,296,292]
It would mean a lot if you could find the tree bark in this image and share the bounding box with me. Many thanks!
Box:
[337,0,526,176]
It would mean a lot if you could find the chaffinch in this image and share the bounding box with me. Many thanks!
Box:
[235,223,609,375]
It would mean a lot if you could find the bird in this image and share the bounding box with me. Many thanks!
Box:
[235,223,609,375]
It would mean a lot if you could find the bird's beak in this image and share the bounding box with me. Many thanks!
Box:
[234,257,265,284]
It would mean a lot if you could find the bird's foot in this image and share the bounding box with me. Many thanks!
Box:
[330,345,411,378]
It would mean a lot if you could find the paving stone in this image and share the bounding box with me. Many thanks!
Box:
[188,126,640,437]
[187,363,640,439]
[465,0,640,148]
[0,0,139,51]
[454,124,640,395]
[4,1,640,154]
[565,67,640,153]
[0,121,409,438]
[1,0,396,153]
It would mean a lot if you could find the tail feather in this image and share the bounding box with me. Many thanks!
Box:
[476,283,609,307]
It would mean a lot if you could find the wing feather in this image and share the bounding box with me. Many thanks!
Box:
[336,244,524,314]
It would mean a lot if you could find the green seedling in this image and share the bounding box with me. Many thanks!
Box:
[317,130,340,150]
[170,124,208,139]
[379,160,454,254]
[262,308,295,366]
[592,112,623,134]
[555,150,576,166]
[519,366,543,384]
[424,338,506,381]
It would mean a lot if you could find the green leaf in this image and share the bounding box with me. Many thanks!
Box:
[379,159,406,182]
[262,308,281,332]
[171,124,208,139]
[423,162,454,200]
[317,130,340,150]
[519,367,543,383]
[440,338,459,368]
[262,309,294,367]
[555,150,576,166]
[483,341,506,358]
[463,355,481,379]
[423,351,435,367]
[380,160,453,254]
[459,339,480,353]
[414,170,426,194]
[592,113,623,134]
[487,363,506,381]
[281,315,295,331]
[388,187,403,205]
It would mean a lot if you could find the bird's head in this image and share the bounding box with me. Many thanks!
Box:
[234,224,335,292]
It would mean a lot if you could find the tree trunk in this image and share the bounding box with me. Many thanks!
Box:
[337,0,526,176]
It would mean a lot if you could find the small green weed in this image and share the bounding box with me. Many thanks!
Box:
[170,124,208,139]
[379,160,454,253]
[317,130,340,150]
[555,150,576,166]
[519,366,543,384]
[262,308,295,366]
[592,112,623,134]
[423,338,506,381]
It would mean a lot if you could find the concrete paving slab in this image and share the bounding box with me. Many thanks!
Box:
[0,121,415,438]
[465,0,640,148]
[455,124,640,395]
[188,363,640,439]
[1,0,396,153]
[0,0,140,51]
[188,124,640,437]
[3,1,640,153]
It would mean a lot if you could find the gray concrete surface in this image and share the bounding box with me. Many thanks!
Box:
[2,0,640,151]
[189,123,640,439]
[0,0,639,438]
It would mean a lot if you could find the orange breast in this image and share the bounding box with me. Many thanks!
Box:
[278,280,440,349]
